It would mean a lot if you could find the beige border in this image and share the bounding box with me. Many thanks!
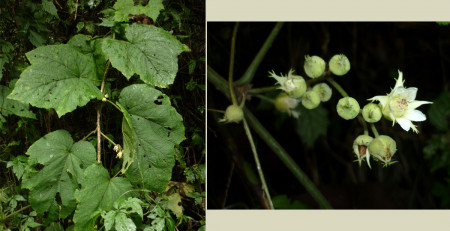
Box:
[206,0,450,21]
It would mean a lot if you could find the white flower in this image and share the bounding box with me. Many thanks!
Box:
[368,70,432,133]
[274,93,301,118]
[269,69,306,98]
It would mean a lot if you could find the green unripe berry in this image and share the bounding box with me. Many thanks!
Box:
[301,90,321,109]
[336,97,360,120]
[329,54,350,76]
[285,76,307,98]
[221,105,244,123]
[312,83,332,102]
[368,135,397,163]
[304,55,326,79]
[274,93,300,118]
[362,103,382,123]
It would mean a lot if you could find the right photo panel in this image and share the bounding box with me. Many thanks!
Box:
[207,22,450,209]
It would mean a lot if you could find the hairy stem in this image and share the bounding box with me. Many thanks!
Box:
[97,61,111,163]
[243,118,274,209]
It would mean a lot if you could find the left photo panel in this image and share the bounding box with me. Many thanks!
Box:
[0,0,205,230]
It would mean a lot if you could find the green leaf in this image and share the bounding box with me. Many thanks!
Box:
[8,44,103,117]
[117,102,136,174]
[67,35,107,80]
[102,210,117,231]
[44,222,64,231]
[73,164,133,230]
[102,24,188,88]
[296,105,329,147]
[119,84,185,193]
[428,91,450,131]
[167,193,182,219]
[6,155,28,180]
[22,130,97,222]
[116,197,143,219]
[113,0,164,22]
[0,85,36,120]
[114,212,136,231]
[42,0,58,17]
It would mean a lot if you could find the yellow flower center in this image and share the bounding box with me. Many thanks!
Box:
[389,96,408,117]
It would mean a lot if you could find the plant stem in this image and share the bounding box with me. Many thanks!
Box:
[253,94,275,104]
[235,22,284,85]
[1,205,31,221]
[248,86,278,94]
[327,77,348,97]
[106,99,122,111]
[358,115,369,136]
[242,118,274,209]
[228,22,239,105]
[208,66,229,96]
[80,129,96,141]
[244,108,332,208]
[370,123,379,137]
[100,131,117,146]
[97,61,111,163]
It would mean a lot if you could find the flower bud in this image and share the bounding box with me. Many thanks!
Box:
[275,93,300,118]
[312,83,332,102]
[336,97,360,120]
[353,135,374,168]
[301,90,321,110]
[304,55,326,79]
[220,105,244,123]
[329,54,350,76]
[362,103,382,123]
[368,135,397,164]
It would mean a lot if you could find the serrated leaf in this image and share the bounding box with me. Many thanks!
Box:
[0,85,36,120]
[296,105,329,147]
[73,164,133,230]
[67,35,107,81]
[428,91,450,131]
[6,155,28,180]
[22,130,97,222]
[102,24,187,88]
[119,84,185,193]
[117,102,136,174]
[116,197,143,219]
[102,210,117,231]
[167,193,182,219]
[8,44,103,117]
[113,0,164,22]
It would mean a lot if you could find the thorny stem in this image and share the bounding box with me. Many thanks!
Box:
[327,77,348,97]
[243,118,274,209]
[370,123,380,137]
[228,22,239,105]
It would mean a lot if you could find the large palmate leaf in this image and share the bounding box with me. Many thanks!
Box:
[22,130,97,223]
[0,85,36,121]
[113,0,164,22]
[73,164,133,231]
[119,84,185,193]
[8,44,103,117]
[102,24,188,88]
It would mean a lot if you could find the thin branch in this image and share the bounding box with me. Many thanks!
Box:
[228,22,239,105]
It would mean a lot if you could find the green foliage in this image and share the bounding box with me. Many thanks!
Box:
[113,0,164,22]
[296,105,330,147]
[119,84,185,192]
[101,197,143,231]
[8,45,103,117]
[272,194,309,209]
[73,164,133,230]
[0,85,36,126]
[102,24,188,88]
[22,130,97,223]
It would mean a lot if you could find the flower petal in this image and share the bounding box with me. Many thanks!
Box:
[396,117,412,131]
[408,100,433,110]
[403,87,418,101]
[369,95,388,108]
[394,70,404,89]
[404,109,426,122]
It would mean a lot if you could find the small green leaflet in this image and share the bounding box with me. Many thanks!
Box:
[42,0,58,17]
[101,197,143,231]
[73,164,133,231]
[8,44,103,117]
[22,130,97,222]
[113,0,164,22]
[296,105,329,147]
[0,85,36,122]
[102,24,189,88]
[119,84,185,193]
